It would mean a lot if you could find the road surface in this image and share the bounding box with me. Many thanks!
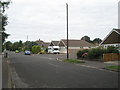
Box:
[6,52,118,88]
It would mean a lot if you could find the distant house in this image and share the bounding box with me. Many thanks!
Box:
[36,39,50,48]
[43,42,50,48]
[36,39,44,47]
[100,29,120,48]
[49,41,59,46]
[58,39,96,54]
[48,41,60,54]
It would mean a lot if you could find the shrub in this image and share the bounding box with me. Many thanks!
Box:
[77,46,119,60]
[32,45,41,54]
[77,49,88,59]
[106,46,119,53]
[87,48,104,59]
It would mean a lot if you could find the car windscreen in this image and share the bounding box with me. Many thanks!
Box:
[53,48,59,50]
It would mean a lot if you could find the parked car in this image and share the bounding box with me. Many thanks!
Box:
[24,50,31,55]
[15,50,19,53]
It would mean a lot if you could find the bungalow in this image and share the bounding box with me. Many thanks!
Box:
[43,42,50,48]
[49,41,59,46]
[48,41,60,54]
[58,39,96,54]
[100,29,120,48]
[36,39,50,48]
[36,39,44,47]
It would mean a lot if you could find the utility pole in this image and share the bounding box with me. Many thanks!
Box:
[66,3,69,60]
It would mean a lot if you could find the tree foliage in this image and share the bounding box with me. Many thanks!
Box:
[0,1,11,44]
[32,45,41,54]
[93,38,102,44]
[81,36,90,42]
[0,1,10,13]
[5,40,39,52]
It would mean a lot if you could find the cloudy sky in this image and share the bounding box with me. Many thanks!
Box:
[5,0,119,42]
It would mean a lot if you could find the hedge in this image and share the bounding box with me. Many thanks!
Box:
[77,46,119,60]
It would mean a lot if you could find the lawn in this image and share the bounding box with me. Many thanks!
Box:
[64,59,85,63]
[106,66,120,71]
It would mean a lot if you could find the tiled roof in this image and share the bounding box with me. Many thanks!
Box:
[100,28,120,45]
[61,39,95,47]
[51,41,59,46]
[114,29,120,33]
[36,40,44,46]
[43,42,50,47]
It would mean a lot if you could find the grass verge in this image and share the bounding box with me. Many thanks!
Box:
[106,66,120,71]
[64,59,85,63]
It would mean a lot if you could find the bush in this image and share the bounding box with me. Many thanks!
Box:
[77,46,119,60]
[77,49,88,59]
[106,46,119,53]
[87,48,104,59]
[32,45,41,54]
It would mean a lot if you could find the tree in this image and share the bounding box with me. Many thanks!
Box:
[0,1,10,13]
[32,45,41,54]
[81,36,91,42]
[0,0,11,52]
[93,38,102,45]
[18,40,23,47]
[5,41,12,50]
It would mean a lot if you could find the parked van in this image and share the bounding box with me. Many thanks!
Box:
[48,46,60,54]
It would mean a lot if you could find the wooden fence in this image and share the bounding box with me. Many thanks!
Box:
[103,53,120,62]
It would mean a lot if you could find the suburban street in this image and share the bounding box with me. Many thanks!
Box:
[2,52,118,88]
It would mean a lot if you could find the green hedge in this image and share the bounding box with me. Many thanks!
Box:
[77,49,88,59]
[77,46,119,60]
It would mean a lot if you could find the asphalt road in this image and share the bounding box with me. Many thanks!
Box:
[7,52,118,88]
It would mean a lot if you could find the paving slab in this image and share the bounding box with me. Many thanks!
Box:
[0,55,2,90]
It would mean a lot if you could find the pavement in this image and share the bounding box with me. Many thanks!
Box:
[76,60,119,69]
[55,53,120,70]
[0,54,2,90]
[7,52,118,88]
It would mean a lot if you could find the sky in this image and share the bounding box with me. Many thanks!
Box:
[5,0,119,42]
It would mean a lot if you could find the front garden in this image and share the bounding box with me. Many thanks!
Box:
[77,46,119,61]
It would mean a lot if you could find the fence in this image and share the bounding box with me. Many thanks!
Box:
[103,53,120,62]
